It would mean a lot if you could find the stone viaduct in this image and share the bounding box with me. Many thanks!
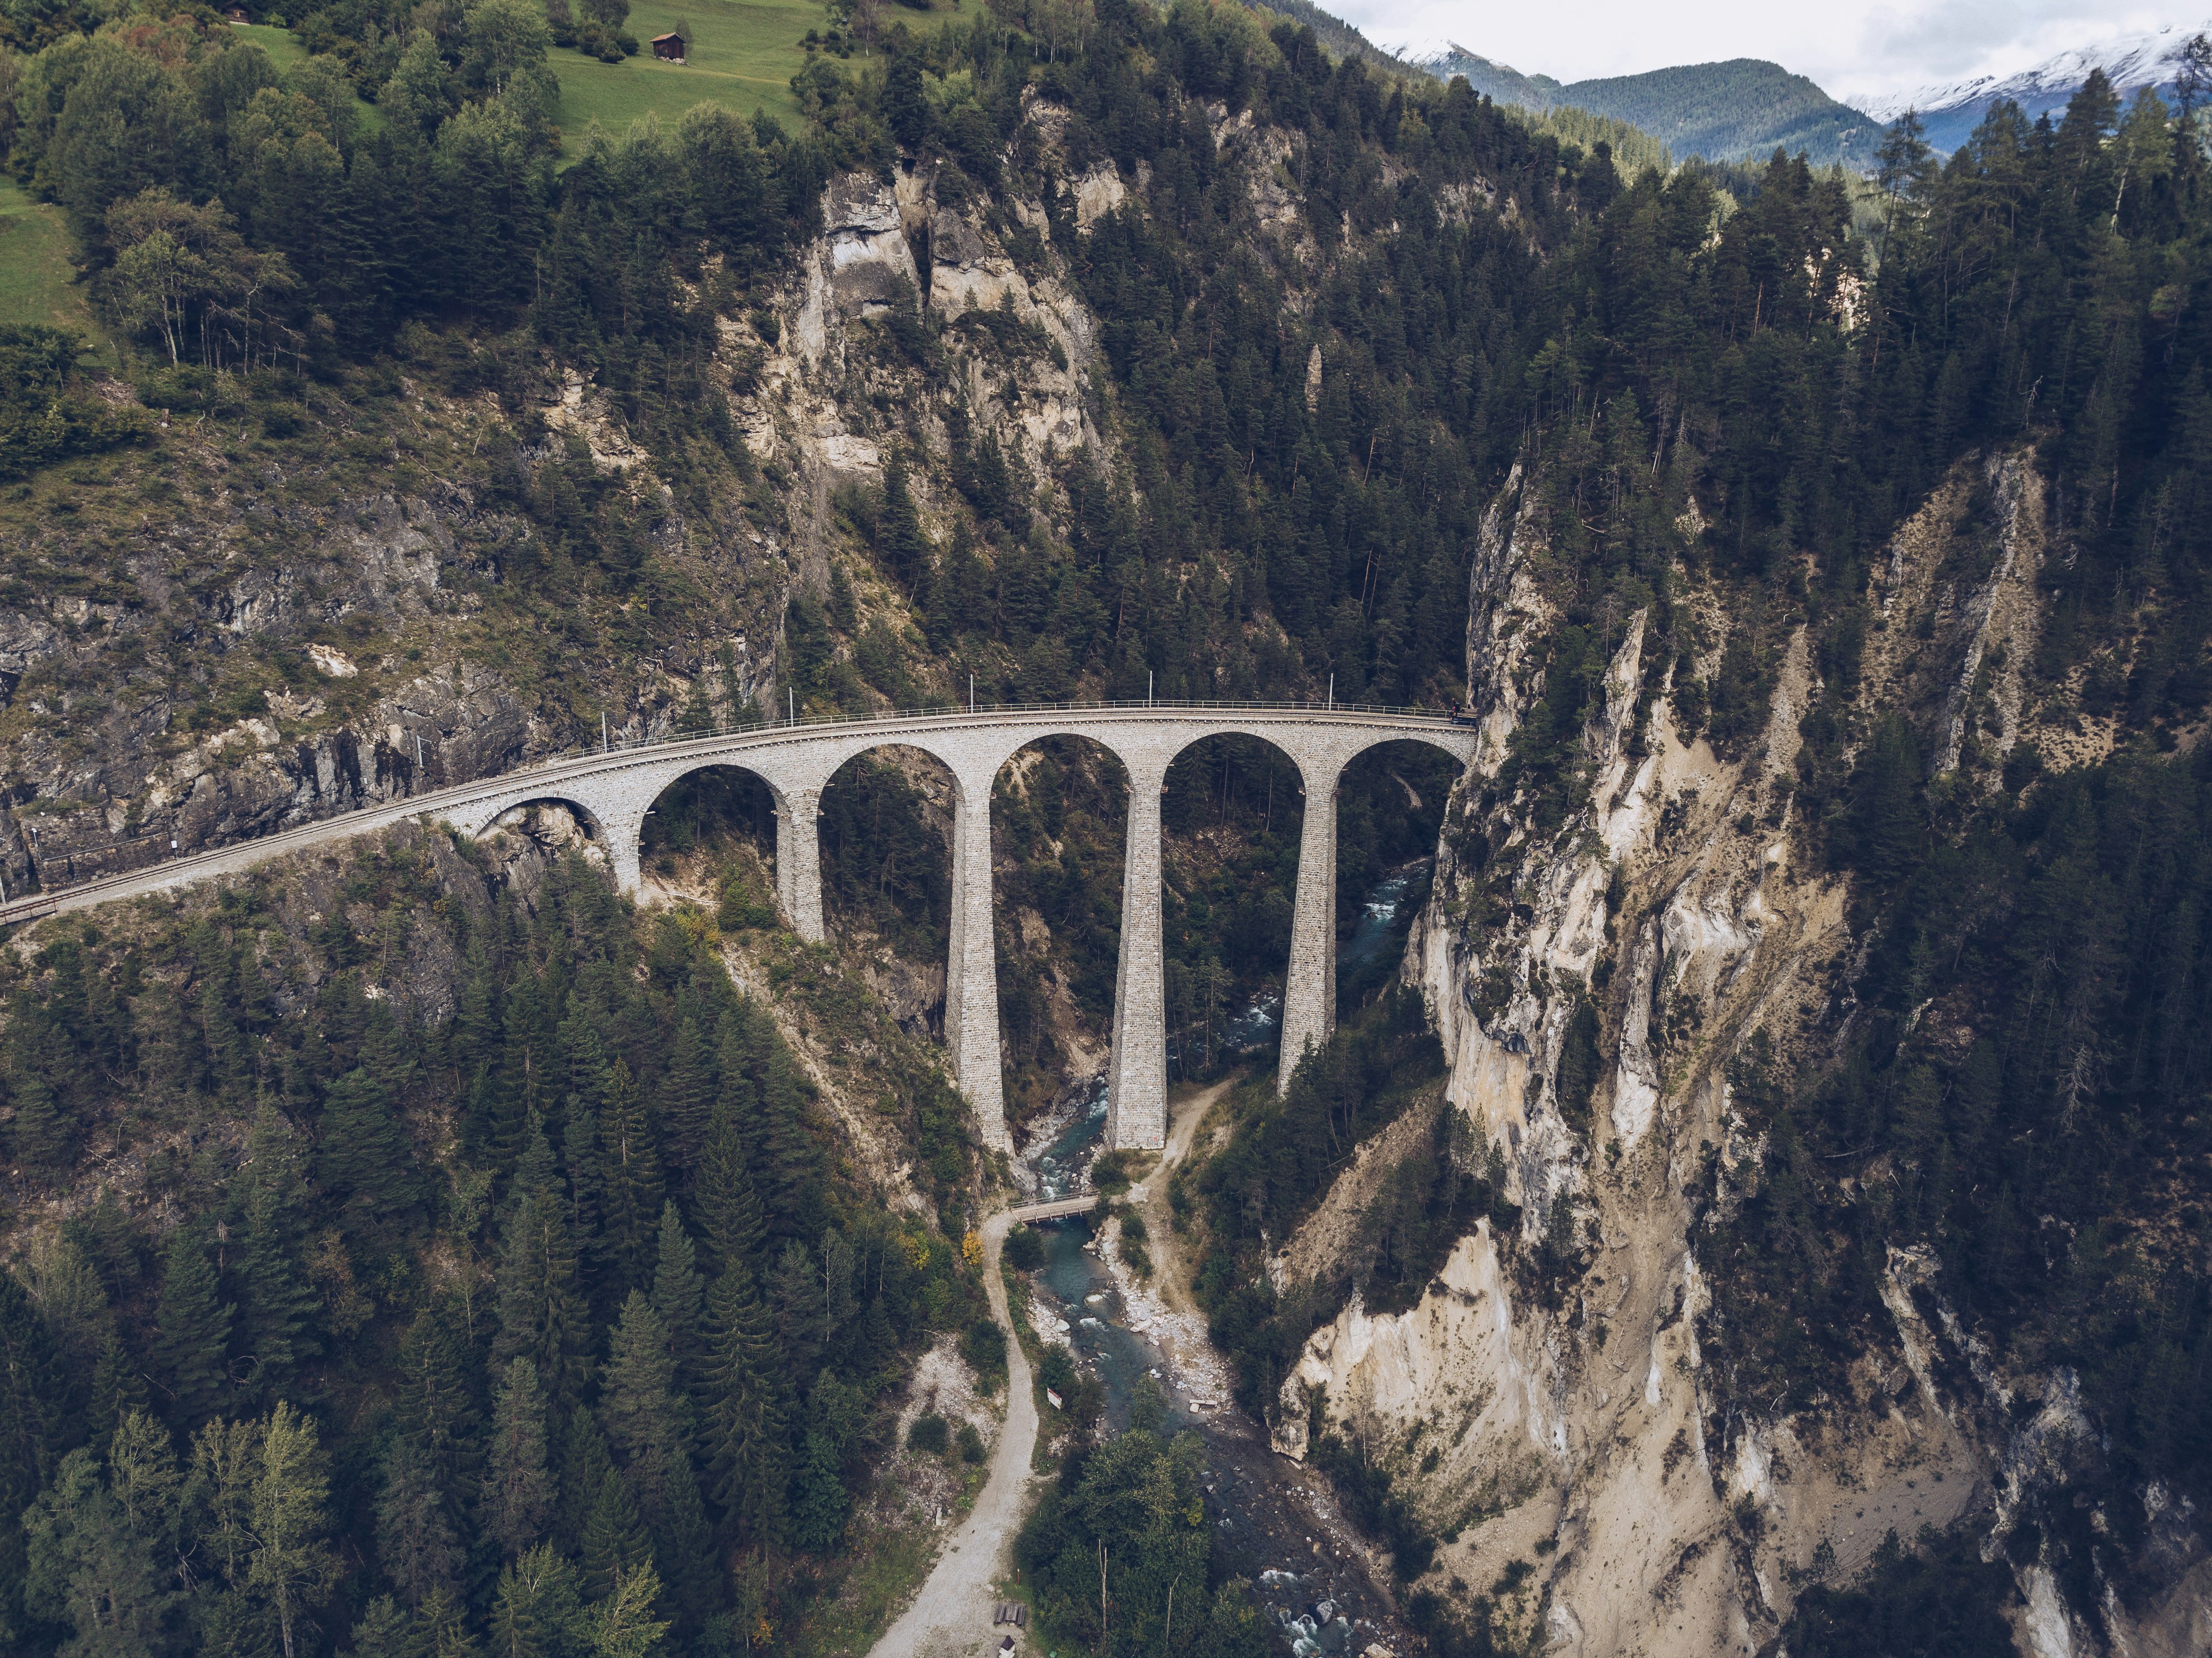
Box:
[0,705,1475,1151]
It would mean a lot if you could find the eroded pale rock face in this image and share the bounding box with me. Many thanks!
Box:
[1291,447,2196,1652]
[1276,1223,1551,1471]
[1070,164,1129,228]
[823,176,923,321]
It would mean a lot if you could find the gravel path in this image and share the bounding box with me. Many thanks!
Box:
[868,1211,1037,1658]
[868,1083,1236,1658]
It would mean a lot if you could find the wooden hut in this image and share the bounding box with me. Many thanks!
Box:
[651,31,685,61]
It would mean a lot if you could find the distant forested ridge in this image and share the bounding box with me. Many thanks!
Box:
[1405,46,1880,167]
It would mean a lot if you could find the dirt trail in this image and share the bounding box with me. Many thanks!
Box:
[1126,1077,1232,1316]
[869,1083,1228,1658]
[868,1209,1037,1658]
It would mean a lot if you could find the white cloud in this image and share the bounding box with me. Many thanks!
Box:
[1332,0,2196,103]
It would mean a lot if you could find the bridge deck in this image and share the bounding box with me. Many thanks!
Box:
[0,700,1471,930]
[1006,1195,1100,1224]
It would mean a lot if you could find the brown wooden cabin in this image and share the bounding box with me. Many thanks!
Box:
[651,32,685,61]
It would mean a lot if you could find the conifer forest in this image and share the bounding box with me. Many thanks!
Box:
[0,0,2209,1650]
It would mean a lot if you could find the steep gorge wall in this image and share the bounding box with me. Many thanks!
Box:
[1274,451,2212,1655]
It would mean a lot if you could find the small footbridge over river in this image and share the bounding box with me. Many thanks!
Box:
[0,701,1474,1150]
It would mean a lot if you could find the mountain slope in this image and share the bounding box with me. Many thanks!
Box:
[1401,45,1881,167]
[1863,20,2212,153]
[1399,42,1564,112]
[1,2,2210,1654]
[1561,57,1880,168]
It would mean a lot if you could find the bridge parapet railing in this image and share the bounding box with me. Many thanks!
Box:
[550,694,1469,757]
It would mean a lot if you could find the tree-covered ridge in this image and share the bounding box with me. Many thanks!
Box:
[1440,71,2210,845]
[2,0,821,371]
[0,832,993,1654]
[1542,59,1879,169]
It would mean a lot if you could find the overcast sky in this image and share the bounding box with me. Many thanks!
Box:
[1334,1,2200,102]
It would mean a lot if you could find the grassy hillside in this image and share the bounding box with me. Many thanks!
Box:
[550,0,827,139]
[0,180,101,347]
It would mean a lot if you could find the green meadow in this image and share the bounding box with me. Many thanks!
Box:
[0,178,106,352]
[551,0,829,143]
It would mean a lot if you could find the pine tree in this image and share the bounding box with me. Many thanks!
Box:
[600,1291,683,1478]
[1852,713,1925,884]
[91,1325,152,1438]
[493,1113,592,1411]
[11,1075,72,1178]
[655,1015,715,1182]
[649,1451,716,1635]
[759,1047,823,1236]
[451,933,501,1085]
[489,1544,583,1658]
[200,973,253,1100]
[348,1594,420,1658]
[317,1067,425,1247]
[194,1585,283,1658]
[789,1430,848,1555]
[648,1202,705,1386]
[153,1223,231,1428]
[579,1463,653,1604]
[881,453,928,593]
[230,1103,323,1407]
[375,1435,462,1611]
[558,1003,614,1125]
[712,1006,767,1163]
[393,1306,478,1487]
[695,1100,766,1282]
[417,1584,483,1658]
[558,1102,605,1282]
[857,1298,898,1389]
[598,1060,664,1291]
[697,1261,785,1546]
[490,971,551,1178]
[553,1411,615,1559]
[359,1005,423,1106]
[463,1066,503,1184]
[766,1240,823,1391]
[478,1357,554,1561]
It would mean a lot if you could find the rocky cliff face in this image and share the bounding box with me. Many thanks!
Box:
[0,124,1131,908]
[1272,451,2212,1654]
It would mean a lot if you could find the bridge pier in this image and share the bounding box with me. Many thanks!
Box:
[945,776,1010,1151]
[1106,752,1170,1150]
[1277,755,1344,1094]
[773,786,825,942]
[604,807,647,898]
[27,709,1476,1162]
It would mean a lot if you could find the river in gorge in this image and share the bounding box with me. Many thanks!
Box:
[1008,860,1434,1655]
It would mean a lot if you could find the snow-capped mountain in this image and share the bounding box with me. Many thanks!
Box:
[1862,21,2210,152]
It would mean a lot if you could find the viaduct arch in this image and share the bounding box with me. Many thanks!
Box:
[0,706,1476,1151]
